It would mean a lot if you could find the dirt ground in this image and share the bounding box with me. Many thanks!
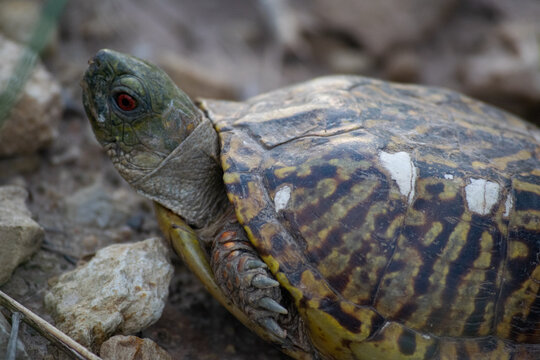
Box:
[0,0,539,359]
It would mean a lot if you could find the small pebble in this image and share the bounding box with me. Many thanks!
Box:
[100,335,172,360]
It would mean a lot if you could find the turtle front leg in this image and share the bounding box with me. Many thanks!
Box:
[211,223,288,340]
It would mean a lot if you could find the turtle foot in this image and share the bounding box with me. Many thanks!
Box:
[211,226,288,340]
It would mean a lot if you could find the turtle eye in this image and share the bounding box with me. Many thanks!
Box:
[115,93,137,111]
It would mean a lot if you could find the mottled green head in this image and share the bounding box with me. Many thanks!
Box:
[82,49,202,182]
[82,49,228,227]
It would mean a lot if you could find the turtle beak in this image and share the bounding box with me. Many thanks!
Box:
[82,51,119,144]
[83,49,122,86]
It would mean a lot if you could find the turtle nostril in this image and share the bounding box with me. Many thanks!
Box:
[86,56,100,74]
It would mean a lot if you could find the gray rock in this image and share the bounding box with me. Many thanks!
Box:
[0,155,40,180]
[0,35,62,157]
[44,238,174,351]
[460,22,540,102]
[384,49,421,83]
[0,0,58,53]
[0,185,44,285]
[157,52,239,100]
[100,335,172,360]
[64,181,141,229]
[309,0,457,55]
[0,312,31,360]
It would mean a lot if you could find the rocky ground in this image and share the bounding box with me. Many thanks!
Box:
[0,0,539,359]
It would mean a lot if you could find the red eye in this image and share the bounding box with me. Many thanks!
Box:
[116,93,137,111]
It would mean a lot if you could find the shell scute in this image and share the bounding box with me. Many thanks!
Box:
[208,76,540,357]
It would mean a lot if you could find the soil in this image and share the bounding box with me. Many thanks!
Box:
[0,0,539,359]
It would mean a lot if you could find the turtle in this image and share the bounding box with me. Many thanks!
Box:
[81,49,540,360]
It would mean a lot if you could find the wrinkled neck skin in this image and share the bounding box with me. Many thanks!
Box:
[119,115,230,229]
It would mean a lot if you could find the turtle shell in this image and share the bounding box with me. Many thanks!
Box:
[203,76,540,359]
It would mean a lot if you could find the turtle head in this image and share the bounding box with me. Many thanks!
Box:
[82,49,228,228]
[82,49,203,183]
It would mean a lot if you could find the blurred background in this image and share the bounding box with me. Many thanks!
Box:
[0,0,539,359]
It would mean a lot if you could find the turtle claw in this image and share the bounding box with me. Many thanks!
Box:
[259,297,288,315]
[245,259,267,270]
[252,274,280,288]
[259,317,287,339]
[212,225,288,341]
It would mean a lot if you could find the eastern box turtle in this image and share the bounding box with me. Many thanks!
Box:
[82,49,540,359]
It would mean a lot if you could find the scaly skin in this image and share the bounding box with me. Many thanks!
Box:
[154,204,312,359]
[82,49,310,358]
[82,49,201,179]
[82,49,228,228]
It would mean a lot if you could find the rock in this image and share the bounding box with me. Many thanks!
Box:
[0,312,31,360]
[308,0,457,55]
[44,238,174,350]
[459,22,540,104]
[257,0,304,52]
[0,185,44,285]
[50,144,81,166]
[81,235,99,252]
[0,0,58,53]
[0,155,41,179]
[64,181,142,229]
[326,47,373,75]
[100,335,172,360]
[157,52,239,100]
[384,50,421,83]
[307,31,374,74]
[0,35,62,157]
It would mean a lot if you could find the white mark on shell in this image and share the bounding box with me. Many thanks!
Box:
[98,114,107,123]
[379,151,417,204]
[465,178,500,215]
[444,174,454,180]
[274,185,291,212]
[504,193,513,218]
